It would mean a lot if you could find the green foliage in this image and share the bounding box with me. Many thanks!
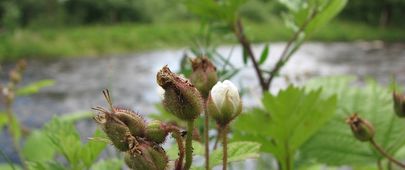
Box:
[189,141,261,170]
[16,80,55,96]
[258,44,269,65]
[299,77,405,167]
[233,85,337,169]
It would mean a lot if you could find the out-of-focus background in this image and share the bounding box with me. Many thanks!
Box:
[0,0,404,61]
[0,0,405,169]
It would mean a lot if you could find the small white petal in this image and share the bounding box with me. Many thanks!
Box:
[211,80,240,111]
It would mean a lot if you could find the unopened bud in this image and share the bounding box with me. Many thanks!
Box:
[207,80,242,127]
[16,59,27,72]
[94,113,132,151]
[393,92,405,118]
[114,108,146,137]
[145,120,168,144]
[125,143,168,170]
[157,66,203,121]
[346,114,375,142]
[189,57,217,98]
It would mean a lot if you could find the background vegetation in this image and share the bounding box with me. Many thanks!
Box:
[0,0,404,62]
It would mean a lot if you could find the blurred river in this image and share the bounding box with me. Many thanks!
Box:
[1,41,405,165]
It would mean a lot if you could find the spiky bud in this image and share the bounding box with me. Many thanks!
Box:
[145,120,168,144]
[393,92,405,118]
[189,57,217,98]
[114,108,146,137]
[346,113,375,142]
[157,65,203,121]
[94,112,132,151]
[207,80,242,127]
[124,142,168,170]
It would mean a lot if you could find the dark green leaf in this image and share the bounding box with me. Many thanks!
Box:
[258,44,269,65]
[242,47,248,65]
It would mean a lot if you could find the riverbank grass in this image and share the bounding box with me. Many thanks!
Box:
[1,20,404,62]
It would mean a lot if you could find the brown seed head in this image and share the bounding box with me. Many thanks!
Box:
[346,113,375,142]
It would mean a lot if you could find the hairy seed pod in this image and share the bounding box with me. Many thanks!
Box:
[189,57,217,98]
[157,65,203,121]
[94,113,132,151]
[114,108,146,137]
[145,120,168,144]
[125,143,168,170]
[346,113,375,142]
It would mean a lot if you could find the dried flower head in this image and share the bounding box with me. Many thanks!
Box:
[157,65,203,121]
[124,142,168,170]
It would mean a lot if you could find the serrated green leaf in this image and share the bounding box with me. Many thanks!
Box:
[258,44,269,65]
[233,85,337,169]
[300,76,405,166]
[16,80,55,96]
[209,142,260,169]
[81,130,108,168]
[22,130,56,162]
[59,111,93,122]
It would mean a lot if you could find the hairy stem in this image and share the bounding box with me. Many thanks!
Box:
[185,120,195,170]
[370,139,405,168]
[222,125,229,170]
[204,100,210,170]
[167,126,185,170]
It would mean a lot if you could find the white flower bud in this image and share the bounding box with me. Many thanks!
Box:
[207,80,242,126]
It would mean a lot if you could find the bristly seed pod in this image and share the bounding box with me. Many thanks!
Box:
[157,65,203,121]
[94,112,133,151]
[346,113,375,142]
[189,57,217,98]
[93,90,145,151]
[145,120,168,144]
[124,142,168,170]
[393,91,405,118]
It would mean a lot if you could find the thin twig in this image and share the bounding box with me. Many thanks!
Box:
[233,17,267,92]
[167,126,185,170]
[265,9,318,90]
[370,139,405,168]
[377,159,383,170]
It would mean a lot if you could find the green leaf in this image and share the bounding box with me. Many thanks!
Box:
[81,130,108,168]
[209,142,260,168]
[233,85,337,169]
[167,141,203,160]
[305,0,348,35]
[16,80,54,96]
[258,44,269,65]
[0,164,22,170]
[44,118,82,167]
[91,159,123,170]
[300,77,405,166]
[0,113,7,128]
[22,130,56,162]
[59,111,93,122]
[242,47,248,65]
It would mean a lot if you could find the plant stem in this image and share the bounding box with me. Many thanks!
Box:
[185,120,195,170]
[167,126,185,170]
[265,9,318,89]
[204,100,210,170]
[222,125,229,170]
[370,139,405,168]
[213,128,221,150]
[233,17,267,93]
[5,103,27,170]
